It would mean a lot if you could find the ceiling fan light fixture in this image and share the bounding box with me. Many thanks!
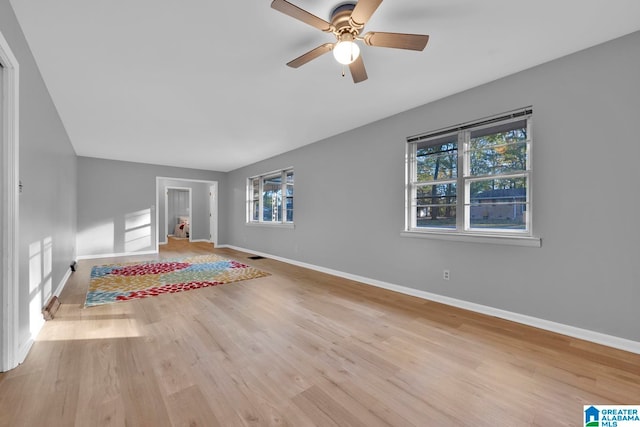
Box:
[271,0,429,83]
[332,35,360,65]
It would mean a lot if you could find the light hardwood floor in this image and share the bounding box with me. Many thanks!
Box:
[1,238,639,426]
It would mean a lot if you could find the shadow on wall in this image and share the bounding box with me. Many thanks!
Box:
[77,208,153,256]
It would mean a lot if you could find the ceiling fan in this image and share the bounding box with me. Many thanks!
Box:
[271,0,429,83]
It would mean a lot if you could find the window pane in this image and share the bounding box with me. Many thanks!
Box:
[415,184,456,228]
[286,180,294,222]
[262,174,282,222]
[252,178,260,199]
[468,178,527,230]
[251,178,259,221]
[286,197,293,222]
[253,202,259,221]
[469,124,527,176]
[416,140,457,182]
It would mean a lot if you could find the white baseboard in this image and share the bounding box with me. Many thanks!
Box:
[53,267,73,298]
[76,250,158,261]
[17,335,36,366]
[190,239,212,243]
[219,245,640,355]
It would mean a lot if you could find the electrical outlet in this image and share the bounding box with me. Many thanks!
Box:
[443,270,450,281]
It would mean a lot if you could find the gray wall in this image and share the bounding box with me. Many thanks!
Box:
[1,1,77,352]
[77,157,225,256]
[225,31,640,342]
[159,178,214,243]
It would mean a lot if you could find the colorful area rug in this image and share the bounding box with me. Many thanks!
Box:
[85,254,270,307]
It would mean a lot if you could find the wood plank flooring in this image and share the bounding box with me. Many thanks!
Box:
[1,238,639,426]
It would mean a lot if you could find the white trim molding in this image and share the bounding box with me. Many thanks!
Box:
[400,230,541,247]
[53,267,73,299]
[0,30,20,372]
[219,245,640,355]
[245,222,295,229]
[155,177,219,250]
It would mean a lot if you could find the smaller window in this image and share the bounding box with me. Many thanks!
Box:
[247,168,294,225]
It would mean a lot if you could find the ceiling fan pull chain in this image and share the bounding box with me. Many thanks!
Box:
[342,65,346,77]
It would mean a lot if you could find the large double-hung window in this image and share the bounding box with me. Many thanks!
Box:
[248,168,294,225]
[405,108,538,245]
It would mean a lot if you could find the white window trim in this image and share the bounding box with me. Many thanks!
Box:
[400,230,540,247]
[403,108,540,247]
[246,222,295,229]
[247,167,294,226]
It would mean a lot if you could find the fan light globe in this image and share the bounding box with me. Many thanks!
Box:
[333,40,360,65]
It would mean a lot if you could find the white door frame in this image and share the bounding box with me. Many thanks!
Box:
[155,177,218,250]
[209,183,218,246]
[0,30,20,372]
[165,187,192,241]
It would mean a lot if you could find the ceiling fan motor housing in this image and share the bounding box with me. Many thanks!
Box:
[330,2,362,37]
[331,2,356,19]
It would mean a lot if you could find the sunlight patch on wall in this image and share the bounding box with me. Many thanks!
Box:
[78,221,114,254]
[42,236,53,297]
[28,237,53,337]
[28,294,44,339]
[125,209,151,252]
[29,240,42,293]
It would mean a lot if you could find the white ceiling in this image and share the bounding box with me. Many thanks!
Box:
[10,0,640,172]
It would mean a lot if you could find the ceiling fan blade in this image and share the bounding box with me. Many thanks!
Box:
[350,0,383,27]
[271,0,333,32]
[349,55,368,83]
[363,32,429,51]
[286,43,334,68]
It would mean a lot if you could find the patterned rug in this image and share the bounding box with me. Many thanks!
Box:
[85,254,270,307]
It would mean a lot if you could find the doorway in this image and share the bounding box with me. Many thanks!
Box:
[1,31,20,371]
[155,177,218,250]
[165,187,192,241]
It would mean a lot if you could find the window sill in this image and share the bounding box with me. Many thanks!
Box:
[401,230,541,247]
[246,222,295,229]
